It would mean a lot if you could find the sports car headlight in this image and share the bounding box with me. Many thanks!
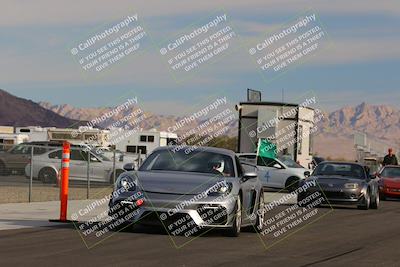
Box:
[344,183,359,189]
[116,174,136,192]
[207,182,233,196]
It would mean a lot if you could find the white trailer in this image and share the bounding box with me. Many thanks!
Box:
[16,126,51,142]
[237,101,315,168]
[0,133,29,151]
[15,126,109,146]
[110,128,177,156]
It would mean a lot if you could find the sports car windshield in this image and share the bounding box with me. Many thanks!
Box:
[313,163,366,179]
[380,167,400,177]
[139,149,235,177]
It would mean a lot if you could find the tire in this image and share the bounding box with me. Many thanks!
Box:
[370,191,380,209]
[379,192,386,201]
[226,197,242,237]
[110,169,125,184]
[254,191,265,232]
[357,190,370,210]
[0,161,9,176]
[39,168,57,184]
[297,193,305,207]
[285,177,300,193]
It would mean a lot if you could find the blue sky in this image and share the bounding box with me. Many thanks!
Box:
[1,0,399,115]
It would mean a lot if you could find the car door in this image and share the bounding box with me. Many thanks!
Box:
[69,149,89,182]
[257,157,288,188]
[89,153,111,183]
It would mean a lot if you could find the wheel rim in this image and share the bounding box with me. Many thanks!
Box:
[236,198,241,232]
[41,170,55,183]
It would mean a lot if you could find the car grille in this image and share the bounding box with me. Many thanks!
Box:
[321,190,346,199]
[196,205,228,225]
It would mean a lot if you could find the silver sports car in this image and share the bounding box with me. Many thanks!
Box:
[108,146,264,237]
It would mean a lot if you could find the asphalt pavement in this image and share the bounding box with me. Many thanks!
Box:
[0,199,399,267]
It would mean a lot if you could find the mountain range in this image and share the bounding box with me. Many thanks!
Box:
[1,89,399,160]
[39,101,400,160]
[0,89,84,128]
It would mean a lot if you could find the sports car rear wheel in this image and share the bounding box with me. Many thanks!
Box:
[226,197,242,237]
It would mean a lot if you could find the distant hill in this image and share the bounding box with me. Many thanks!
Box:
[40,101,400,160]
[38,101,238,137]
[1,89,398,160]
[0,89,84,128]
[314,103,400,159]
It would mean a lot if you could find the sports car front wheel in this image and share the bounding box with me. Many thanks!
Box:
[226,197,242,237]
[357,192,370,210]
[254,191,265,232]
[370,191,380,209]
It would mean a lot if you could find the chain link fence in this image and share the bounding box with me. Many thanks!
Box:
[0,142,144,204]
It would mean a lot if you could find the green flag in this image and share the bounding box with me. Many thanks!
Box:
[257,139,277,159]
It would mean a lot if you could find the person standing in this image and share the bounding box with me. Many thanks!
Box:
[382,148,398,166]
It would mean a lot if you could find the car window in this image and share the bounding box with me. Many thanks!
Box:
[257,156,279,167]
[70,150,86,161]
[48,150,62,159]
[238,155,256,164]
[140,150,235,177]
[9,144,31,154]
[278,156,303,168]
[380,167,400,177]
[313,163,366,179]
[33,146,49,155]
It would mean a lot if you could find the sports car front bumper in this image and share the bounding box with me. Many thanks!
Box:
[108,190,238,230]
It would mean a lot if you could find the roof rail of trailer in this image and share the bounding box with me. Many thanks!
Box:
[239,101,315,111]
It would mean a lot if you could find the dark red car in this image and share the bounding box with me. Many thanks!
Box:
[377,165,400,200]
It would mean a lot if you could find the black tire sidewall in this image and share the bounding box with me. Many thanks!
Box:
[39,168,56,184]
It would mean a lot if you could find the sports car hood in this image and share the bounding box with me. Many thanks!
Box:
[381,177,400,187]
[309,176,363,186]
[134,171,230,195]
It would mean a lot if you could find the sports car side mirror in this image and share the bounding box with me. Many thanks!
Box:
[242,172,257,181]
[123,163,135,171]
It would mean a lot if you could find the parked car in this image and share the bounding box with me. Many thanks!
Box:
[0,143,51,176]
[237,153,310,192]
[25,148,126,184]
[109,146,264,237]
[298,161,380,210]
[377,165,400,200]
[90,146,139,166]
